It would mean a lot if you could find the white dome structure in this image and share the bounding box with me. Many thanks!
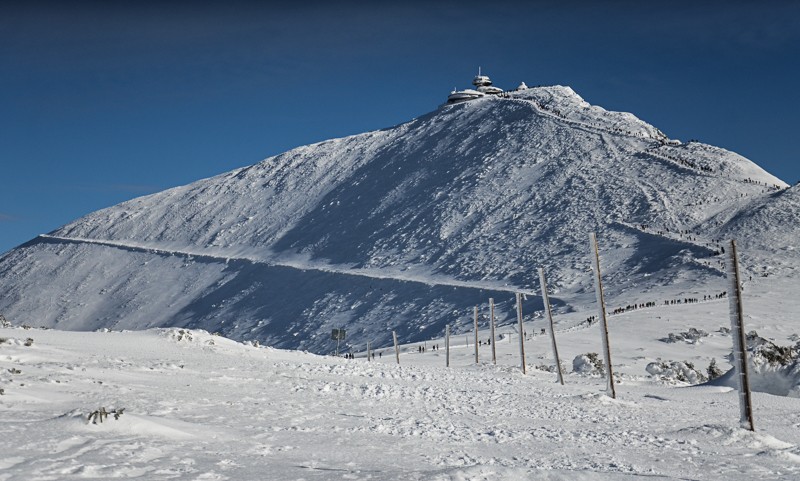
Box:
[447,68,504,103]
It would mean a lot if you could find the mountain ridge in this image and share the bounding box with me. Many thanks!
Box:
[0,85,795,352]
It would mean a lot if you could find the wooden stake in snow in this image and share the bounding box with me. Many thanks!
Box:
[489,298,497,364]
[445,324,451,368]
[539,267,564,385]
[392,331,400,365]
[589,232,616,399]
[516,292,527,374]
[366,341,371,362]
[726,239,755,431]
[474,306,479,364]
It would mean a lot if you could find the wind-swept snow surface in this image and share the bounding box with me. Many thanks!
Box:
[0,86,795,352]
[2,278,800,481]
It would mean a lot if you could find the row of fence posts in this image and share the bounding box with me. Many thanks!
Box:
[366,233,755,431]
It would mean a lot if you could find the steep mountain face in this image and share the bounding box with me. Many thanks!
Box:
[0,86,792,352]
[716,183,800,277]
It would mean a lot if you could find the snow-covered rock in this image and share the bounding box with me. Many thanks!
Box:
[646,360,708,384]
[573,352,605,376]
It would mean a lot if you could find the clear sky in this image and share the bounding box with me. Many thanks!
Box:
[1,1,799,254]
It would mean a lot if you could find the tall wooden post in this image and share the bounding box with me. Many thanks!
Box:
[726,239,755,431]
[539,267,565,385]
[589,232,616,399]
[392,331,400,365]
[489,298,497,364]
[445,324,450,368]
[474,306,479,364]
[516,292,527,374]
[367,341,371,362]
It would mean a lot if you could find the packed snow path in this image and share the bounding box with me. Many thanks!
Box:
[37,234,541,296]
[1,327,799,480]
[34,233,740,339]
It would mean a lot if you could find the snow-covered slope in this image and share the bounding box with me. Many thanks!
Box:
[715,184,800,277]
[2,279,800,481]
[0,86,794,352]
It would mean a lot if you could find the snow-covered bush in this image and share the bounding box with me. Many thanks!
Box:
[162,328,216,346]
[746,331,795,365]
[707,358,723,380]
[712,333,800,397]
[87,407,125,424]
[573,353,604,376]
[646,360,707,384]
[535,362,566,374]
[660,328,708,344]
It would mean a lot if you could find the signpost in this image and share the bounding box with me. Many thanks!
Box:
[331,328,346,357]
[516,292,527,374]
[474,306,479,364]
[539,267,565,385]
[445,324,450,367]
[726,239,755,431]
[392,331,400,365]
[489,298,497,364]
[589,232,616,399]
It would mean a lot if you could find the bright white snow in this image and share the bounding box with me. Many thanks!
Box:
[2,275,800,480]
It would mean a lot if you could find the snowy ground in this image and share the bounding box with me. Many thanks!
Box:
[1,277,799,480]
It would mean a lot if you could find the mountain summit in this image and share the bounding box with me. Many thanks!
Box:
[0,84,794,352]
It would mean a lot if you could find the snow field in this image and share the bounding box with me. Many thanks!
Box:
[2,278,799,480]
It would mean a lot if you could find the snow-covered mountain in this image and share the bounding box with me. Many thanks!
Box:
[0,85,794,352]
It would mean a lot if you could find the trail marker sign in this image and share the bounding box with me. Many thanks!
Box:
[331,328,346,356]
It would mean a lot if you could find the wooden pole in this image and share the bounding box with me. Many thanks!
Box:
[445,324,450,368]
[589,232,616,399]
[392,331,400,365]
[366,341,371,362]
[539,267,564,385]
[516,292,527,374]
[489,298,497,364]
[726,239,755,431]
[474,306,479,364]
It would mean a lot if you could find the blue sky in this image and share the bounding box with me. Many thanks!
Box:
[1,1,799,254]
